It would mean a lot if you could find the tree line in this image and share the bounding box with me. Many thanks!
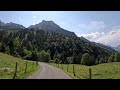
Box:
[0,29,118,66]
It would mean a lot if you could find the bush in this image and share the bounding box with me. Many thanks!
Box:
[54,58,59,64]
[66,56,73,64]
[49,60,54,63]
[114,52,120,62]
[95,60,99,65]
[81,53,95,66]
[99,58,104,64]
[108,53,115,62]
[38,50,51,62]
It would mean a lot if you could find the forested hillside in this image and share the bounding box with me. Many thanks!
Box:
[0,28,117,66]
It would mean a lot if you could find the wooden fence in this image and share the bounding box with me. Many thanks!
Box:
[50,63,92,79]
[12,61,38,79]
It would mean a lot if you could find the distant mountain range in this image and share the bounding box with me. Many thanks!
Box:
[110,45,120,52]
[0,20,25,30]
[0,20,76,37]
[104,44,120,52]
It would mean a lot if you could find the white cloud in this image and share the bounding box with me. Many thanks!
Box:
[78,25,120,47]
[18,16,22,22]
[77,21,120,46]
[33,16,36,19]
[95,27,120,47]
[78,32,105,41]
[32,16,37,25]
[32,20,35,25]
[78,21,106,31]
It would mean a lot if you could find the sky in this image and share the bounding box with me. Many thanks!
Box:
[0,11,120,47]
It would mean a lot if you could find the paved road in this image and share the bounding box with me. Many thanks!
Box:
[28,62,72,79]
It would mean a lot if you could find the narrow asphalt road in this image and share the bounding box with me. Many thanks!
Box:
[28,62,72,79]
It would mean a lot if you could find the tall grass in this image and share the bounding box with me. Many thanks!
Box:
[49,62,120,79]
[0,53,39,79]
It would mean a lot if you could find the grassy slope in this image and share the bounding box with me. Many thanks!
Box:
[0,52,39,79]
[49,62,120,79]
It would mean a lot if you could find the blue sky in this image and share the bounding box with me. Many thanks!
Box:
[0,11,120,47]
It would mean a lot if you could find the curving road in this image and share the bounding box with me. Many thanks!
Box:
[28,62,72,79]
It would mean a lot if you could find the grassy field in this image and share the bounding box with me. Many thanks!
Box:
[0,52,39,79]
[49,62,120,79]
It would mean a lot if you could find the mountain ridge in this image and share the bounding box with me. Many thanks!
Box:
[0,20,76,37]
[28,20,77,37]
[0,20,25,30]
[111,45,120,52]
[0,20,118,53]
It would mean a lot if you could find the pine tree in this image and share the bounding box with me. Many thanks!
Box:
[108,53,114,62]
[99,57,104,64]
[114,52,120,62]
[5,46,10,54]
[81,53,94,66]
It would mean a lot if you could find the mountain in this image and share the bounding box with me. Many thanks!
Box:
[0,20,117,54]
[28,20,77,37]
[80,36,91,43]
[0,29,117,66]
[112,45,120,52]
[79,36,116,53]
[0,20,25,30]
[92,42,117,52]
[0,20,5,26]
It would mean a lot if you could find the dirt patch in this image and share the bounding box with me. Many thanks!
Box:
[0,67,14,73]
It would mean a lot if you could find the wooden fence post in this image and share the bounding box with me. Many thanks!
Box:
[25,61,28,74]
[89,68,92,79]
[13,62,18,79]
[67,64,68,72]
[58,63,59,68]
[36,61,38,65]
[73,65,75,76]
[37,61,38,65]
[62,64,63,70]
[32,62,34,68]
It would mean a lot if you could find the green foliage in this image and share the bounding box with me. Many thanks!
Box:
[81,53,95,66]
[22,48,32,59]
[95,60,99,65]
[38,50,51,62]
[5,46,10,54]
[0,44,6,52]
[108,53,115,62]
[49,60,54,63]
[104,57,108,63]
[53,50,60,60]
[0,29,117,65]
[114,52,120,62]
[0,52,39,79]
[99,58,104,64]
[51,62,120,79]
[54,58,59,64]
[31,51,38,61]
[66,56,73,64]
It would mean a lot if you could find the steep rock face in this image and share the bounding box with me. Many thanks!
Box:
[28,20,77,37]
